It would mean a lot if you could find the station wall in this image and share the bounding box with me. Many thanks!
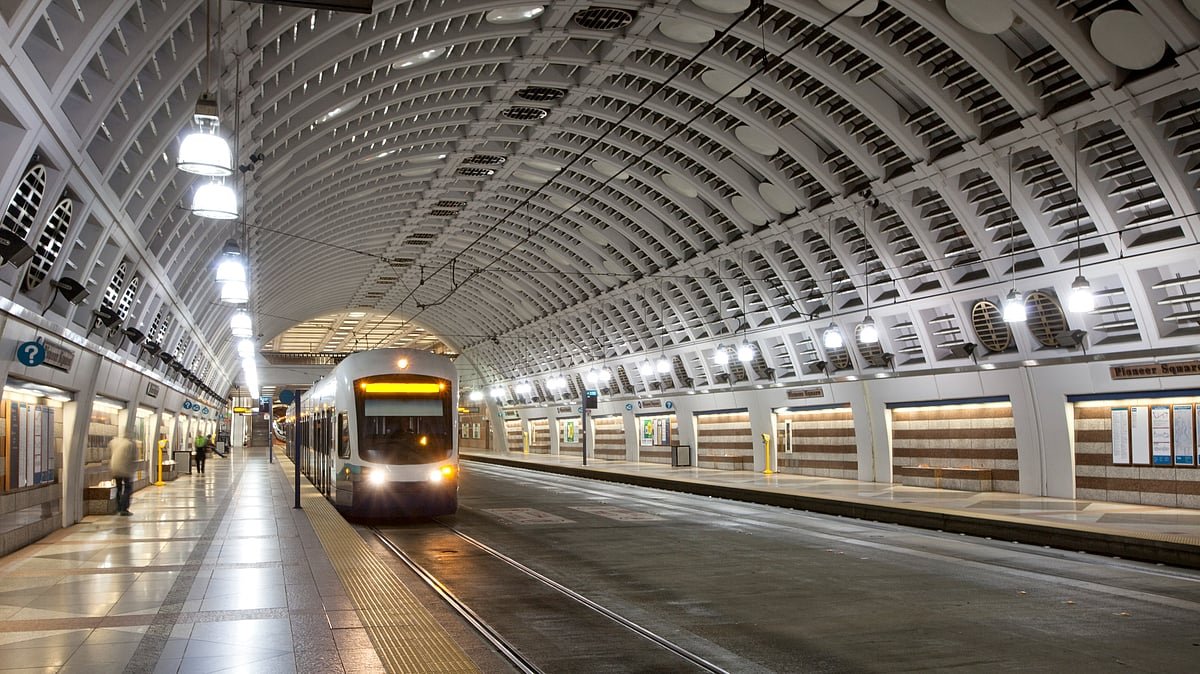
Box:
[485,359,1200,509]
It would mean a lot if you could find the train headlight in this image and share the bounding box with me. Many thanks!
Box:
[368,470,387,486]
[429,465,456,483]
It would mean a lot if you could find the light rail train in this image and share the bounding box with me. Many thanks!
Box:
[285,348,459,517]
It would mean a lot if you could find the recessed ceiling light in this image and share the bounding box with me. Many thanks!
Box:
[348,311,366,318]
[394,46,446,69]
[486,5,545,24]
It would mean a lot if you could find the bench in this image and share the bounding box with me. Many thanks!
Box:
[895,465,993,491]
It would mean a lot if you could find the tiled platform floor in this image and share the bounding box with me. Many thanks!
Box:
[0,446,389,673]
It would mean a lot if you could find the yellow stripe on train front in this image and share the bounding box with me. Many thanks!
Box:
[359,382,445,394]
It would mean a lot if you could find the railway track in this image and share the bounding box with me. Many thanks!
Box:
[371,524,730,673]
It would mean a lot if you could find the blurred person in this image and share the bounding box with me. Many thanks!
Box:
[108,434,135,516]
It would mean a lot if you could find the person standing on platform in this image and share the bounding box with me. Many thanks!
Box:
[194,433,209,475]
[108,434,135,516]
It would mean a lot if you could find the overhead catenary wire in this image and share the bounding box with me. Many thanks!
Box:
[358,0,873,348]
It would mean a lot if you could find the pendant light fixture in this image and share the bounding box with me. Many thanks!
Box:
[229,310,252,338]
[822,218,844,348]
[190,180,238,219]
[858,201,879,344]
[215,239,246,284]
[1001,150,1026,323]
[736,267,756,363]
[655,280,671,373]
[713,344,729,365]
[178,1,232,177]
[1067,127,1094,314]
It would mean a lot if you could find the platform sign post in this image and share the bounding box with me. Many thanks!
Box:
[583,389,598,465]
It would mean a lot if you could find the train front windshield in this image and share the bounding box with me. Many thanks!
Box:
[355,376,453,465]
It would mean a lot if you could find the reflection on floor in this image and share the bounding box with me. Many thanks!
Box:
[0,447,384,673]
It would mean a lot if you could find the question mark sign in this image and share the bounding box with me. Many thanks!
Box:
[18,341,44,366]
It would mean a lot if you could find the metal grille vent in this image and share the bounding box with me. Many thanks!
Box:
[25,196,72,291]
[1024,291,1067,347]
[503,106,549,121]
[827,344,852,371]
[430,209,458,217]
[466,154,506,165]
[971,300,1013,353]
[3,163,47,238]
[573,7,634,30]
[518,87,566,102]
[457,166,496,176]
[436,200,467,209]
[403,233,436,245]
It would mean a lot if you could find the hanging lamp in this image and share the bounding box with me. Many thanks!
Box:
[1001,150,1026,323]
[858,202,880,344]
[1067,126,1094,314]
[178,2,232,177]
[191,180,237,220]
[229,310,252,338]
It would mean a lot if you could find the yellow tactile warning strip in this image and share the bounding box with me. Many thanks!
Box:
[276,456,480,673]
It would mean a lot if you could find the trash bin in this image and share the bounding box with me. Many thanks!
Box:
[671,444,691,467]
[173,450,193,474]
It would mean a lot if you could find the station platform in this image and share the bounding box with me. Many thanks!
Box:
[464,450,1200,570]
[0,446,481,674]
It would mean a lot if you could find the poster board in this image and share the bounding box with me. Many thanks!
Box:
[641,418,654,446]
[1151,405,1172,465]
[1130,406,1150,465]
[1110,408,1129,464]
[1174,404,1194,465]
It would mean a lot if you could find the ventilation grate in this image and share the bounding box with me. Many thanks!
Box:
[436,200,467,209]
[503,106,549,121]
[971,300,1013,353]
[457,166,496,176]
[573,7,635,30]
[1024,290,1067,347]
[518,86,566,102]
[465,154,506,165]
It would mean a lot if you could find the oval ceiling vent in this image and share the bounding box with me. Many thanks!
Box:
[573,7,635,31]
[456,166,496,177]
[971,299,1013,353]
[503,106,550,121]
[518,86,567,102]
[465,154,507,165]
[1024,290,1067,347]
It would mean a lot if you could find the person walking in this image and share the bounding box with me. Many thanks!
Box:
[194,432,209,474]
[108,434,135,516]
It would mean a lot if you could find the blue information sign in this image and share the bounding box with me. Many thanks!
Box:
[279,389,295,404]
[16,341,45,367]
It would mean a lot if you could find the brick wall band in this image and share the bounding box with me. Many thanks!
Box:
[1073,403,1200,508]
[504,420,523,453]
[593,416,625,460]
[775,407,857,479]
[696,411,753,471]
[890,404,1019,493]
[529,418,550,454]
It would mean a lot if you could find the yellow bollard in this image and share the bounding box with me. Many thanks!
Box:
[762,432,774,475]
[154,439,166,486]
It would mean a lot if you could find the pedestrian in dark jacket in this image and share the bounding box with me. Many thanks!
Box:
[195,433,209,474]
[109,435,135,516]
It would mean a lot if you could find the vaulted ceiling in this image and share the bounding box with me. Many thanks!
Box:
[3,0,1200,398]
